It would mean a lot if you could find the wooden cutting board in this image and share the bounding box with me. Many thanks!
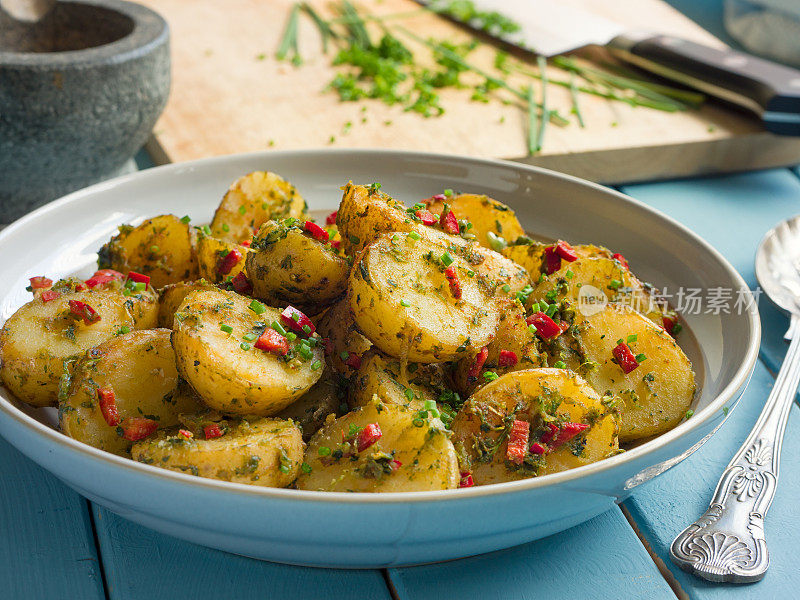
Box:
[141,0,800,184]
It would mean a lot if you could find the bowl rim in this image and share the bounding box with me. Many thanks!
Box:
[0,148,762,504]
[0,0,168,67]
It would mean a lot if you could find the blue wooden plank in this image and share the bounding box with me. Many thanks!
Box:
[389,509,676,600]
[92,506,393,600]
[625,361,800,598]
[621,169,800,373]
[0,435,105,600]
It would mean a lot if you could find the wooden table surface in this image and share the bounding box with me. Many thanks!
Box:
[4,2,800,599]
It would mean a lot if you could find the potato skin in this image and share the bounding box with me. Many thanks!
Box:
[246,219,348,310]
[349,349,445,410]
[550,305,695,442]
[59,329,205,455]
[451,369,619,485]
[297,399,459,492]
[276,370,341,441]
[349,232,499,362]
[424,193,525,249]
[0,290,136,407]
[171,288,324,415]
[314,298,372,375]
[210,171,306,244]
[452,300,544,396]
[132,417,303,487]
[196,236,250,284]
[99,215,199,288]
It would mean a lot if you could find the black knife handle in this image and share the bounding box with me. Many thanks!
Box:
[607,33,800,136]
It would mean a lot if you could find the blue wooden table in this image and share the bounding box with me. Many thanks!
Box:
[5,3,800,598]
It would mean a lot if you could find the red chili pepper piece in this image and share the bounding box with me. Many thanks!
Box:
[554,240,578,262]
[444,265,462,299]
[97,387,120,427]
[344,352,362,370]
[529,442,547,455]
[415,209,437,226]
[74,283,86,292]
[541,422,590,449]
[506,419,530,464]
[230,271,253,295]
[204,423,224,439]
[330,239,341,250]
[468,346,489,379]
[68,300,101,324]
[240,239,252,248]
[440,209,459,235]
[254,328,289,355]
[41,290,61,303]
[459,471,474,488]
[126,271,150,285]
[542,245,561,275]
[526,312,561,340]
[217,247,243,275]
[662,315,678,335]
[325,211,338,226]
[122,418,158,441]
[390,459,402,471]
[323,337,334,355]
[612,252,629,269]
[304,220,330,242]
[280,305,316,335]
[29,276,53,289]
[613,342,639,374]
[84,269,124,288]
[498,349,518,367]
[429,193,446,202]
[357,423,382,452]
[178,429,194,439]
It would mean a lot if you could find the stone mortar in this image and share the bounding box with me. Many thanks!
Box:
[0,0,169,222]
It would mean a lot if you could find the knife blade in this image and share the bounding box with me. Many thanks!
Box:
[418,0,800,135]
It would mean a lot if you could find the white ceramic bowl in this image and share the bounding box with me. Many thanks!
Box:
[0,150,760,567]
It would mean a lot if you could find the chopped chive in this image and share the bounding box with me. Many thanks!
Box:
[311,359,322,371]
[339,351,349,361]
[501,284,511,293]
[553,360,566,369]
[302,324,312,334]
[249,300,266,314]
[483,371,499,382]
[404,388,414,401]
[565,270,574,279]
[240,342,251,351]
[608,279,622,290]
[408,231,421,240]
[286,331,297,341]
[635,353,647,363]
[301,462,312,474]
[242,332,258,342]
[424,399,437,411]
[685,409,694,419]
[222,223,230,232]
[569,71,585,128]
[318,446,331,456]
[180,215,191,224]
[627,334,638,343]
[400,300,410,307]
[220,324,233,334]
[238,205,247,215]
[202,225,212,236]
[441,252,454,266]
[412,418,425,427]
[271,320,287,335]
[116,325,131,335]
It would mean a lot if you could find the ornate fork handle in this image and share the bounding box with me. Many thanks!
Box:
[670,314,800,583]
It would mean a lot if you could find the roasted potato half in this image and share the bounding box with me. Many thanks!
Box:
[171,288,324,415]
[246,219,349,310]
[98,215,199,288]
[276,370,342,441]
[451,369,619,485]
[551,305,695,442]
[157,280,215,328]
[196,235,251,284]
[0,290,137,406]
[452,300,544,396]
[424,193,525,249]
[132,416,304,487]
[532,255,669,326]
[314,298,372,375]
[349,349,445,410]
[297,399,459,492]
[210,171,306,244]
[59,329,205,455]
[349,232,499,362]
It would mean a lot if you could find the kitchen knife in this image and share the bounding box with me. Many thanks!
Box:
[419,0,800,135]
